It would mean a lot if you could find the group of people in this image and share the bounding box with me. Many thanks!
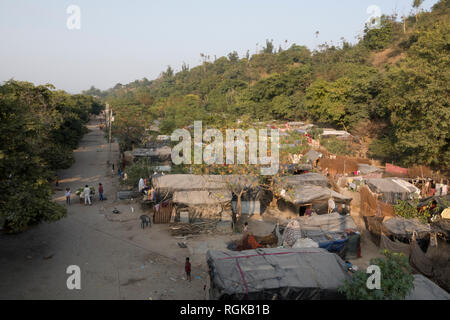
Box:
[64,183,105,206]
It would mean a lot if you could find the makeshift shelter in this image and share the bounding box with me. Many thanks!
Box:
[206,248,350,300]
[275,175,352,215]
[406,275,450,300]
[132,146,172,163]
[304,150,323,164]
[296,213,359,257]
[358,163,382,176]
[152,174,259,222]
[321,129,352,140]
[382,217,431,240]
[276,173,329,188]
[173,190,233,221]
[279,163,312,174]
[152,174,228,192]
[365,178,420,204]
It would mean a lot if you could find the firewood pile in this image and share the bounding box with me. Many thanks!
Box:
[169,221,218,236]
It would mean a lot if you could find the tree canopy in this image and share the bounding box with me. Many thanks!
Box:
[0,81,104,232]
[87,0,449,172]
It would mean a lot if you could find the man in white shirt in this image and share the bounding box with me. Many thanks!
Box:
[328,197,335,214]
[84,185,91,205]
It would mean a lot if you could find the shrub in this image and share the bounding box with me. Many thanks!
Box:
[339,250,414,300]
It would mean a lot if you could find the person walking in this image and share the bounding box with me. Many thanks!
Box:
[185,257,191,282]
[98,183,104,201]
[65,187,71,205]
[83,185,91,206]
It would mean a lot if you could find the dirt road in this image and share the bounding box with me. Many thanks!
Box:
[0,119,207,299]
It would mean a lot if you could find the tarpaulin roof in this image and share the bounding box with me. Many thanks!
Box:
[206,248,350,300]
[358,163,382,175]
[298,212,357,234]
[276,173,329,188]
[279,184,352,205]
[296,212,357,245]
[382,217,431,239]
[304,150,323,162]
[366,178,419,204]
[406,275,450,300]
[153,174,227,191]
[153,174,258,192]
[173,190,232,206]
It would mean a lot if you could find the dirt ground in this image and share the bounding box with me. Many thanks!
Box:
[0,119,212,300]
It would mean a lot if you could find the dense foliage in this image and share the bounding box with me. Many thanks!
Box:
[86,1,449,172]
[339,250,414,300]
[0,81,103,232]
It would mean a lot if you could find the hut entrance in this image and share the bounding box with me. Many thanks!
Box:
[299,204,312,216]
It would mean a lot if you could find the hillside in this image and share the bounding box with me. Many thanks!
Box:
[85,0,450,172]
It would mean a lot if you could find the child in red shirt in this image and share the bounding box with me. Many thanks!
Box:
[185,257,191,282]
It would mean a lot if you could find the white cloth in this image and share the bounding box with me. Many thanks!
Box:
[328,198,336,210]
[65,191,71,197]
[139,178,144,192]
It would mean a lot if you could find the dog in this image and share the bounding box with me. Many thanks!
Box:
[140,215,151,229]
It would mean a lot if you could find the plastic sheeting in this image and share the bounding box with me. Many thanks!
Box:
[382,217,431,240]
[304,150,323,163]
[153,174,259,192]
[298,212,357,233]
[279,184,352,205]
[296,213,358,256]
[173,190,232,205]
[406,275,450,300]
[206,248,351,300]
[277,173,329,188]
[410,240,434,277]
[380,234,411,258]
[366,178,418,204]
[358,164,382,175]
[292,238,319,248]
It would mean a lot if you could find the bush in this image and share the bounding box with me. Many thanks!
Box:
[339,250,414,300]
[393,199,431,224]
[320,137,354,156]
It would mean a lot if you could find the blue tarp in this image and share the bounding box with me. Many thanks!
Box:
[318,239,348,253]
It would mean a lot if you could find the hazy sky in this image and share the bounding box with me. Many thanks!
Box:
[0,0,440,93]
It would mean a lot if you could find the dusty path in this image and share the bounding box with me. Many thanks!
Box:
[0,118,207,299]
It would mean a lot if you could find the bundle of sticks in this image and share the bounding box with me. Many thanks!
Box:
[169,221,217,236]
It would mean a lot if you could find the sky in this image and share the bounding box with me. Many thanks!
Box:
[0,0,440,93]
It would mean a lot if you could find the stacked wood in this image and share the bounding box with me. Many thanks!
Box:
[169,221,217,236]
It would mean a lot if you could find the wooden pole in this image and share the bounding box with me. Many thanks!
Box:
[109,109,112,153]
